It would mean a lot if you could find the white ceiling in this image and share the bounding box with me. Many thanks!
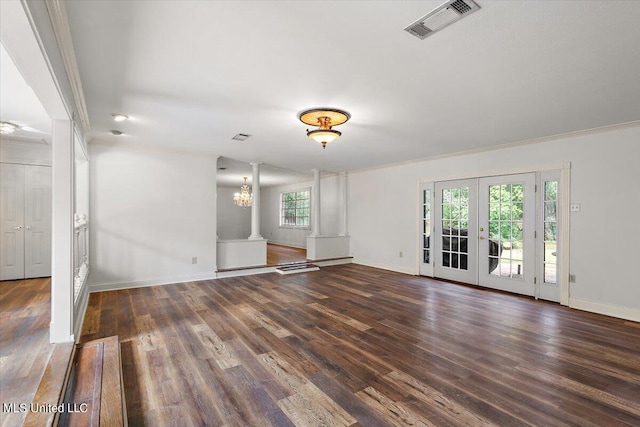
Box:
[65,1,640,181]
[0,43,52,145]
[217,156,312,187]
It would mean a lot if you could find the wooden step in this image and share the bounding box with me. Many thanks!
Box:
[275,263,320,275]
[23,342,75,427]
[58,336,127,427]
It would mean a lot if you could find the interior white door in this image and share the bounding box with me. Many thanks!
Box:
[0,164,26,280]
[24,165,52,278]
[478,173,536,296]
[434,179,478,284]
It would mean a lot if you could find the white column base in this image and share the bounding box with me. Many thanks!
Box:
[306,235,350,261]
[217,238,267,269]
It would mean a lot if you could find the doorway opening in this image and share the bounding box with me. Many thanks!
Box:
[420,171,563,303]
[267,243,307,266]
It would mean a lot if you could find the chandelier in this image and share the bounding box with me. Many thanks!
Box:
[298,108,351,149]
[233,177,253,207]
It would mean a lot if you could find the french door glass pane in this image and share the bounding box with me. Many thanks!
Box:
[543,180,558,284]
[441,186,469,270]
[423,190,431,264]
[488,183,525,279]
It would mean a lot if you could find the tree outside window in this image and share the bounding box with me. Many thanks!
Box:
[280,189,310,227]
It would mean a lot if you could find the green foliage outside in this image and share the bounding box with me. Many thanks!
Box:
[441,187,469,231]
[282,190,310,226]
[440,182,559,247]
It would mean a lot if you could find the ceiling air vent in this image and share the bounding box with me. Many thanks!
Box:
[405,0,480,40]
[231,133,251,141]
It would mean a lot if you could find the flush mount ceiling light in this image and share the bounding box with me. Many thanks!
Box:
[233,176,253,207]
[111,113,129,122]
[0,121,19,134]
[298,108,351,149]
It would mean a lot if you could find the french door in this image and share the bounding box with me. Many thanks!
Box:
[433,179,478,284]
[422,173,536,297]
[478,174,536,296]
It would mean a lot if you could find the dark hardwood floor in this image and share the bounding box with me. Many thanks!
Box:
[80,264,640,426]
[0,277,53,427]
[267,243,307,266]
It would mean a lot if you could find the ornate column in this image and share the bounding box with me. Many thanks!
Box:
[249,162,262,239]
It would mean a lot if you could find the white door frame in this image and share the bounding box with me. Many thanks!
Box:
[537,170,562,302]
[417,164,570,306]
[418,181,435,277]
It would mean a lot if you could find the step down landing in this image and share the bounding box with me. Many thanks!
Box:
[276,263,320,275]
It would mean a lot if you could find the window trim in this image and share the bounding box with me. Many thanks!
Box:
[279,187,311,229]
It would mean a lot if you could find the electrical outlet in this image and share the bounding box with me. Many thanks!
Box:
[569,274,576,283]
[192,257,198,264]
[570,203,581,212]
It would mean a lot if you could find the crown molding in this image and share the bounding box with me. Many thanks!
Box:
[44,0,91,139]
[349,120,640,176]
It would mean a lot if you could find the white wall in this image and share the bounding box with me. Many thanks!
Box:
[217,186,251,239]
[348,125,640,318]
[88,144,217,290]
[261,174,342,248]
[0,140,52,166]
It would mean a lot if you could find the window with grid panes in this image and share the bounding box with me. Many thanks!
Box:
[280,189,310,227]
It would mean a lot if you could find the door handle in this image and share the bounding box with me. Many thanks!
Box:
[14,225,23,230]
[479,235,486,240]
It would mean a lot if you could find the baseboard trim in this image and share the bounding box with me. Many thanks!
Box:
[311,258,353,267]
[215,267,276,278]
[352,259,416,275]
[49,321,74,344]
[569,297,640,322]
[73,283,90,342]
[89,273,217,293]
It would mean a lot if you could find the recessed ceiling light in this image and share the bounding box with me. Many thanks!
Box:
[110,130,123,136]
[0,121,19,134]
[111,113,129,122]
